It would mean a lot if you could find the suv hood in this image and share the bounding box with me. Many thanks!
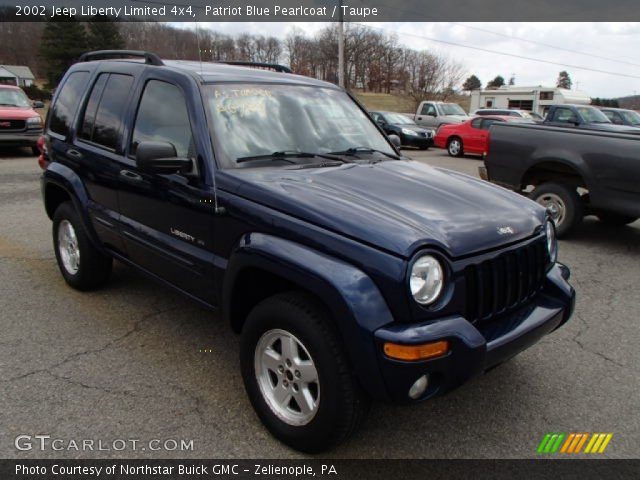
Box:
[227,160,545,258]
[0,106,38,119]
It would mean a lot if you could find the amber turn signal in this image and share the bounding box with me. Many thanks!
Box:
[383,340,450,361]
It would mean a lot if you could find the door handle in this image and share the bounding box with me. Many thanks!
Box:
[120,170,142,181]
[66,149,83,160]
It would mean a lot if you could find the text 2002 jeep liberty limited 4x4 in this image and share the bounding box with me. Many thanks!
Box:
[40,51,575,452]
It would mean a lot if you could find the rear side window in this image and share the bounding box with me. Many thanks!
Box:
[130,80,193,158]
[49,71,90,137]
[481,119,504,130]
[79,73,133,150]
[471,118,482,128]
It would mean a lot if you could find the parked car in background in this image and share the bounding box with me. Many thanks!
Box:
[482,122,640,236]
[434,116,524,157]
[599,107,640,127]
[0,84,44,155]
[473,108,542,121]
[413,101,469,128]
[542,104,640,133]
[40,50,574,452]
[370,111,434,149]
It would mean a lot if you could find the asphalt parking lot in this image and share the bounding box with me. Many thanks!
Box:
[0,146,638,459]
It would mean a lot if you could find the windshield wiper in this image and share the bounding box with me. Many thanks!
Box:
[236,150,348,164]
[328,146,400,160]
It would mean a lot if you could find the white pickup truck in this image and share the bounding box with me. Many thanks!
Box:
[413,101,469,128]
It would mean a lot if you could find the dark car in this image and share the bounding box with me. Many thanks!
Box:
[543,104,640,134]
[370,110,434,149]
[40,50,574,453]
[482,121,640,236]
[0,84,44,155]
[599,107,640,127]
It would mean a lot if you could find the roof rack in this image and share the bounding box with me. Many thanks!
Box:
[216,61,292,74]
[78,50,164,66]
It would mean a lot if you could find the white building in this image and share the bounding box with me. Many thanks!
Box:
[0,65,36,87]
[469,85,591,116]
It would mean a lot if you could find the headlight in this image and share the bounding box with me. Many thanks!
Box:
[409,254,444,305]
[401,128,419,136]
[545,220,558,264]
[26,116,42,127]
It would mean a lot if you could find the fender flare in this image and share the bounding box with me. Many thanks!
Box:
[42,162,105,252]
[223,232,395,400]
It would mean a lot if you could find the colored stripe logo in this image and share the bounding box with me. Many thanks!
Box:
[537,433,613,454]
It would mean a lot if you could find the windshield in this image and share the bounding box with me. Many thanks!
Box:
[620,110,640,125]
[0,87,31,108]
[384,112,416,125]
[205,84,395,168]
[439,103,466,116]
[577,106,611,124]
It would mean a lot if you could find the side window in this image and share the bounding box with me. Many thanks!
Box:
[79,74,108,141]
[553,108,576,123]
[131,80,194,158]
[49,71,90,137]
[371,112,380,122]
[612,113,624,125]
[91,74,134,150]
[471,118,483,128]
[481,119,503,130]
[421,103,436,116]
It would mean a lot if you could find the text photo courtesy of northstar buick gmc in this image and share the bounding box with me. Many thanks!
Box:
[39,50,575,453]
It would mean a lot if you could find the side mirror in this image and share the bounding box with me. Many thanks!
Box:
[428,111,437,117]
[135,141,192,174]
[377,118,386,125]
[32,101,45,109]
[388,134,401,148]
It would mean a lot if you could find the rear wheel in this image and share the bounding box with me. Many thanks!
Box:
[447,137,463,157]
[240,292,369,453]
[53,201,112,290]
[596,212,637,226]
[529,182,583,237]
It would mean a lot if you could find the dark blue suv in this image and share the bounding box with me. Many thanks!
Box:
[40,50,575,452]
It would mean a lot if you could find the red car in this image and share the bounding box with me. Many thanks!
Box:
[0,84,44,155]
[434,115,529,157]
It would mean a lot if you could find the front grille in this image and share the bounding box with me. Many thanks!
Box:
[464,237,548,324]
[0,119,26,131]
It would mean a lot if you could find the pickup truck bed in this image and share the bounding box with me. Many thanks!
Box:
[483,122,640,236]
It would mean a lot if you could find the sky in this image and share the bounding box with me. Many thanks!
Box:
[188,22,640,98]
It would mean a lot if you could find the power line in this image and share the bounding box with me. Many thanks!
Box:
[354,22,640,80]
[448,22,640,69]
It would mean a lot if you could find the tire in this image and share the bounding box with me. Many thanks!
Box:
[240,291,370,453]
[447,137,463,157]
[529,182,583,237]
[596,212,637,226]
[52,201,112,290]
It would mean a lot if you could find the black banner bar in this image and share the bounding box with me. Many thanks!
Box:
[2,0,640,22]
[1,459,639,480]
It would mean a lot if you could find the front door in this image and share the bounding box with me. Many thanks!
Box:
[117,76,215,303]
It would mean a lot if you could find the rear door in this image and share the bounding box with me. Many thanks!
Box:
[71,70,136,253]
[117,73,215,302]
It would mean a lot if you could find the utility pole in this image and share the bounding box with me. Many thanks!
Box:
[338,0,345,88]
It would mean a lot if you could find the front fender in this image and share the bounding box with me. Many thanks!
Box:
[223,232,395,400]
[42,163,104,252]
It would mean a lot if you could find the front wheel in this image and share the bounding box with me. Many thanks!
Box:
[529,182,583,237]
[240,292,369,453]
[53,201,112,290]
[447,137,463,157]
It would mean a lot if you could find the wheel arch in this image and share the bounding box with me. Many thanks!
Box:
[521,158,589,191]
[222,233,394,400]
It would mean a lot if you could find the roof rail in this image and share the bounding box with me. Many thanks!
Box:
[78,50,164,66]
[217,61,292,74]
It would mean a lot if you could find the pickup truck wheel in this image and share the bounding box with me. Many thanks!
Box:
[447,137,463,157]
[240,292,369,453]
[52,201,112,290]
[530,183,583,237]
[596,212,638,226]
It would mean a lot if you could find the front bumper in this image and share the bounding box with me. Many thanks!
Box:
[373,263,575,402]
[0,129,42,147]
[403,134,434,148]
